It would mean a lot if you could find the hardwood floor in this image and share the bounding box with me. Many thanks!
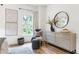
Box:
[33,44,70,54]
[9,42,70,54]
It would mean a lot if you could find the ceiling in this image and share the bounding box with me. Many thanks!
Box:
[27,4,48,7]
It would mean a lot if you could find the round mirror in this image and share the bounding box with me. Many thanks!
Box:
[54,11,69,28]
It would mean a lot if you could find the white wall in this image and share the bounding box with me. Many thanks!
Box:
[0,4,38,45]
[46,4,79,53]
[38,6,47,29]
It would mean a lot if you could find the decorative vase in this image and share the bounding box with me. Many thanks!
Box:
[50,25,55,32]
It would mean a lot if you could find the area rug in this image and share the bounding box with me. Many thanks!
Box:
[8,46,33,54]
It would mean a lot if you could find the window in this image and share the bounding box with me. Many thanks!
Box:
[5,8,18,36]
[19,9,33,36]
[22,15,33,36]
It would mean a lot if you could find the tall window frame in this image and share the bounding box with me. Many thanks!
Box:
[5,8,18,36]
[19,8,33,36]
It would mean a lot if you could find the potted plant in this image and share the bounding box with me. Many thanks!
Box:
[48,19,55,32]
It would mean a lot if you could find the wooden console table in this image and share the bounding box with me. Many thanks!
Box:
[43,31,76,53]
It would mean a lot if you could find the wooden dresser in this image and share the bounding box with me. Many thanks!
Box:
[43,31,76,53]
